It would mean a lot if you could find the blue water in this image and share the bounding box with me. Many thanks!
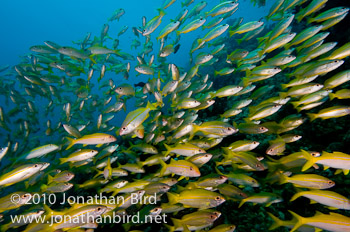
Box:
[0,0,272,67]
[0,0,273,147]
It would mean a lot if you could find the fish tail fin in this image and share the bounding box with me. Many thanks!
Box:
[171,218,184,231]
[280,83,289,90]
[105,157,112,179]
[122,101,127,112]
[112,188,120,197]
[288,210,305,232]
[214,70,219,77]
[258,49,265,57]
[93,169,103,179]
[65,137,76,150]
[158,158,167,177]
[329,92,336,100]
[163,143,172,156]
[290,101,300,109]
[307,18,314,24]
[306,113,317,122]
[189,124,198,140]
[278,172,289,185]
[47,175,54,184]
[242,77,251,87]
[301,149,316,172]
[167,192,179,205]
[267,212,285,230]
[157,8,166,17]
[59,158,67,165]
[113,49,121,55]
[214,166,225,176]
[296,14,303,23]
[290,192,303,202]
[89,56,97,64]
[197,39,203,46]
[279,92,288,99]
[257,36,265,44]
[246,68,252,77]
[209,91,216,99]
[229,30,235,37]
[164,223,175,232]
[284,43,291,50]
[43,204,56,219]
[238,199,247,208]
[146,101,158,111]
[127,141,134,150]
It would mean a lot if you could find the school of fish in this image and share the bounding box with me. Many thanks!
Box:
[0,0,350,231]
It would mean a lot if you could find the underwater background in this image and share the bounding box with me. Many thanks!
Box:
[0,0,350,231]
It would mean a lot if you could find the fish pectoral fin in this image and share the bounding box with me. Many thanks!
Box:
[96,144,103,148]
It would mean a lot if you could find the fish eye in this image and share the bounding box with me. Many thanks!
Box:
[259,127,265,130]
[215,196,221,200]
[190,166,193,171]
[22,194,28,199]
[210,215,215,219]
[311,152,318,157]
[121,127,126,131]
[328,181,334,185]
[239,193,244,196]
[220,176,225,179]
[97,207,102,211]
[34,164,38,168]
